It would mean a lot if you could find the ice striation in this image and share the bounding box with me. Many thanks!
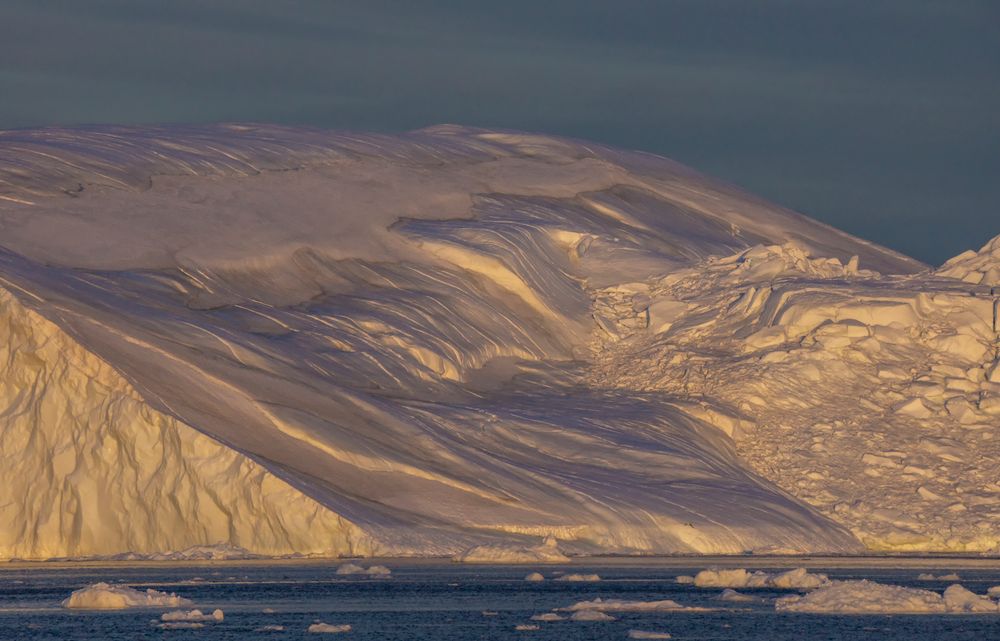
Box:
[0,123,995,559]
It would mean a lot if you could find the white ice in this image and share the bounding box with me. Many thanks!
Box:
[161,609,224,622]
[335,563,391,576]
[776,580,1000,613]
[62,583,191,610]
[692,568,828,589]
[308,622,352,633]
[0,123,995,559]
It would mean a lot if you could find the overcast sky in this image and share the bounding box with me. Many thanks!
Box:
[2,0,997,265]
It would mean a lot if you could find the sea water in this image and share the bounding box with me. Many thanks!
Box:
[0,559,998,640]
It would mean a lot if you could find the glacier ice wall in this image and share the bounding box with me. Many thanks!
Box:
[0,287,370,559]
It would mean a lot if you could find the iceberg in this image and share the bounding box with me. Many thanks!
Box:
[0,123,996,558]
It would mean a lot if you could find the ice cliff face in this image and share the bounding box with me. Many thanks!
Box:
[0,124,993,558]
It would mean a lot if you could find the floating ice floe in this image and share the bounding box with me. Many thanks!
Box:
[555,573,600,582]
[524,572,545,582]
[255,625,285,632]
[628,631,672,639]
[561,598,704,613]
[158,622,204,630]
[530,613,564,621]
[62,583,191,610]
[692,567,828,589]
[917,572,960,581]
[335,563,391,576]
[454,535,569,563]
[775,580,1000,613]
[717,589,756,602]
[308,622,352,633]
[515,624,540,630]
[570,610,616,621]
[161,608,224,622]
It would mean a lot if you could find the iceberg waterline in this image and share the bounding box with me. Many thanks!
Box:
[0,123,995,559]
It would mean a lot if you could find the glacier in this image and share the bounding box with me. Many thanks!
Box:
[0,123,995,559]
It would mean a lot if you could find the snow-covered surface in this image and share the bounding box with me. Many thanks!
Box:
[775,580,1000,613]
[0,123,995,558]
[61,583,191,609]
[693,567,828,589]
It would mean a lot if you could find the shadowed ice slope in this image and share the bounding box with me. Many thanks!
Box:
[1,124,981,559]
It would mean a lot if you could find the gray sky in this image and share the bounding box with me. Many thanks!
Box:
[2,0,998,265]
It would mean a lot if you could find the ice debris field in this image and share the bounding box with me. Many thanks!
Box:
[0,123,997,560]
[28,560,1000,640]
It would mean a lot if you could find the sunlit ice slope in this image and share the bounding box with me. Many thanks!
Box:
[0,124,933,558]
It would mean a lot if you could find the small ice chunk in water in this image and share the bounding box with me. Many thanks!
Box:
[62,583,191,610]
[308,622,352,633]
[555,573,600,582]
[562,598,692,612]
[524,572,545,582]
[454,535,569,563]
[530,613,564,621]
[335,563,391,576]
[514,624,540,630]
[628,631,672,639]
[675,575,694,584]
[158,622,204,630]
[917,572,960,581]
[161,608,224,622]
[693,567,827,589]
[776,580,1000,613]
[256,625,285,632]
[718,589,755,602]
[570,610,616,621]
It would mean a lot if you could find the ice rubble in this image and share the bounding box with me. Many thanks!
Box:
[62,583,191,609]
[775,580,1000,613]
[692,567,828,589]
[0,123,994,558]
